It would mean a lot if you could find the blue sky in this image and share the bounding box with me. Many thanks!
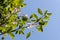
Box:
[2,0,60,40]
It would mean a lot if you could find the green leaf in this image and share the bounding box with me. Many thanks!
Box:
[44,10,48,15]
[22,16,28,21]
[22,28,26,31]
[30,15,33,18]
[39,18,43,23]
[0,27,6,32]
[26,32,31,39]
[9,32,15,39]
[44,16,49,20]
[15,30,20,34]
[19,25,22,29]
[39,21,48,26]
[43,21,48,27]
[30,14,38,19]
[38,8,43,15]
[20,30,24,35]
[40,26,43,32]
[7,27,12,32]
[36,25,43,32]
[20,3,26,8]
[47,13,52,16]
[15,30,24,35]
[39,22,44,25]
[21,16,28,24]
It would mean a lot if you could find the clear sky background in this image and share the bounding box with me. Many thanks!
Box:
[3,0,60,40]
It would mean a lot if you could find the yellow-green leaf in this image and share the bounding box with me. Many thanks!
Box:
[38,8,43,15]
[20,3,26,8]
[20,30,24,35]
[44,10,48,15]
[9,32,15,39]
[30,14,38,19]
[26,32,31,39]
[44,16,49,20]
[15,30,20,34]
[39,18,43,23]
[36,25,43,32]
[43,21,48,27]
[47,13,52,16]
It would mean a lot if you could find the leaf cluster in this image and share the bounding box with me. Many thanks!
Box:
[0,0,52,40]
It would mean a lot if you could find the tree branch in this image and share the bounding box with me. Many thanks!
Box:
[0,18,40,35]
